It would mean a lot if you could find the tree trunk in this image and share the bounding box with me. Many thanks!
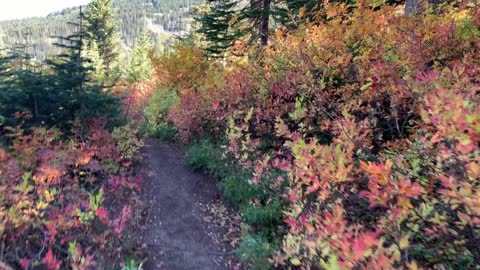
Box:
[78,6,86,136]
[33,94,39,120]
[260,0,271,46]
[405,0,419,15]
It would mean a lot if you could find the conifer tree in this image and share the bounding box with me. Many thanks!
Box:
[0,53,10,127]
[197,0,302,57]
[126,29,153,83]
[48,7,119,133]
[0,7,120,132]
[83,0,121,83]
[274,0,323,28]
[48,8,91,130]
[0,44,62,127]
[245,0,271,46]
[197,0,348,57]
[196,0,243,58]
[83,40,105,80]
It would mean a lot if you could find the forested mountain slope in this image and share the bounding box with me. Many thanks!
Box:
[0,0,201,59]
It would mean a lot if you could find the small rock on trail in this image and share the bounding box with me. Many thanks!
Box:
[140,140,241,270]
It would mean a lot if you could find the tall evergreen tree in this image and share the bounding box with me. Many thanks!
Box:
[83,0,121,83]
[197,0,351,57]
[0,0,203,60]
[274,0,323,27]
[48,8,92,130]
[48,7,119,133]
[0,7,120,133]
[196,0,243,58]
[126,29,153,83]
[83,40,106,80]
[0,44,63,127]
[197,0,315,57]
[245,0,271,46]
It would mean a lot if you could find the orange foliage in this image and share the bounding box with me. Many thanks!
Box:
[149,0,480,268]
[0,120,142,269]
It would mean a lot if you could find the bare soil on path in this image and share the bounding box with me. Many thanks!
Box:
[140,140,241,270]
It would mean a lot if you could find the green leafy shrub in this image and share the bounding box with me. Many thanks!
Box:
[145,123,177,141]
[242,199,282,229]
[143,88,179,140]
[186,138,285,266]
[219,174,258,205]
[237,233,276,270]
[112,124,144,162]
[121,259,144,270]
[185,139,223,173]
[220,173,283,230]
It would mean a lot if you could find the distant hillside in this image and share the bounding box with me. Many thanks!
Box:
[0,0,202,59]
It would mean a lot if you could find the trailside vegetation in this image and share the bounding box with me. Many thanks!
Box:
[0,4,145,269]
[1,0,479,268]
[144,0,480,268]
[0,119,143,269]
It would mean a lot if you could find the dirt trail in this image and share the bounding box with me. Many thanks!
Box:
[140,140,240,270]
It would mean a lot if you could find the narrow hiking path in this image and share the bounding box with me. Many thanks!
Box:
[140,140,241,270]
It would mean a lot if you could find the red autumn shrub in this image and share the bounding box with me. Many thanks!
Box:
[147,1,480,268]
[0,119,143,269]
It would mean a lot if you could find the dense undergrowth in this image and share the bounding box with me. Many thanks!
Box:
[0,116,144,269]
[142,1,480,269]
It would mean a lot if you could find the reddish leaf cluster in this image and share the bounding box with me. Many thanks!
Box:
[0,120,143,269]
[148,1,480,268]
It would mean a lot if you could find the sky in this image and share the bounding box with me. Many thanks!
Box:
[0,0,92,21]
